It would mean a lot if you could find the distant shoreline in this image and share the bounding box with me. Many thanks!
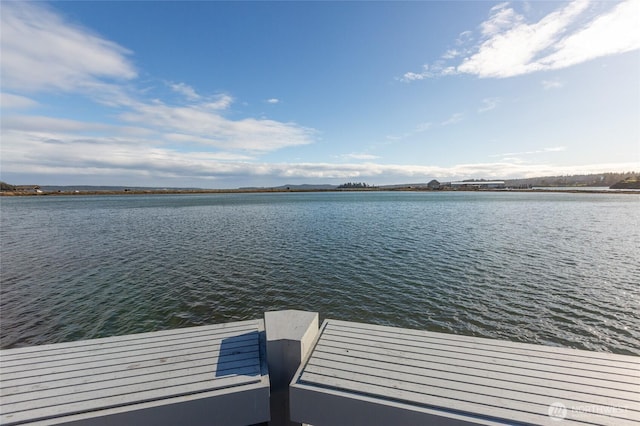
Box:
[2,187,639,196]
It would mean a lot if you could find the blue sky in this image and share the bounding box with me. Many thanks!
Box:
[1,1,638,188]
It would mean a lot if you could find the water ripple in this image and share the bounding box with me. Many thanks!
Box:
[1,192,639,355]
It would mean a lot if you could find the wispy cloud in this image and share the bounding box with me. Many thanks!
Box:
[0,1,316,167]
[535,0,639,70]
[455,30,474,46]
[400,63,456,82]
[478,97,500,113]
[2,128,633,186]
[170,82,200,100]
[489,146,567,158]
[1,129,257,179]
[118,99,313,152]
[266,98,280,104]
[2,115,114,133]
[0,113,629,186]
[441,112,464,126]
[480,2,524,37]
[0,93,39,109]
[400,65,432,82]
[202,94,234,110]
[0,2,136,93]
[402,0,640,80]
[386,121,433,142]
[339,153,380,161]
[441,49,462,60]
[542,78,564,90]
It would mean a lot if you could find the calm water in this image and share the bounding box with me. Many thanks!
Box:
[1,191,639,355]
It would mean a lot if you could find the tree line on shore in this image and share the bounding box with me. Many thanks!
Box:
[337,182,371,189]
[505,172,638,188]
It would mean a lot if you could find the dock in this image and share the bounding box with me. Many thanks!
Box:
[1,311,638,425]
[0,320,269,425]
[291,319,639,425]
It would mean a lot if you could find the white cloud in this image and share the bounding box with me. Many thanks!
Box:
[401,71,426,82]
[442,49,461,59]
[458,0,591,78]
[202,94,234,110]
[481,2,524,37]
[2,115,113,133]
[538,0,640,71]
[0,2,315,158]
[2,128,634,185]
[489,146,567,158]
[400,65,432,82]
[4,97,313,156]
[266,98,280,104]
[403,0,640,80]
[441,112,464,126]
[0,129,256,178]
[170,82,200,100]
[1,114,154,140]
[415,122,432,132]
[385,121,433,143]
[119,99,313,152]
[543,146,566,153]
[339,153,381,161]
[455,30,473,46]
[542,79,564,90]
[478,97,500,113]
[0,2,136,93]
[0,93,39,109]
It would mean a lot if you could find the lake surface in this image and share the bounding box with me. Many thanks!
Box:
[1,191,639,355]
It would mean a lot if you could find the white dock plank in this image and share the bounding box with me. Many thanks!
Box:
[0,319,269,426]
[313,338,639,388]
[1,338,257,384]
[0,325,258,368]
[2,357,260,404]
[307,350,640,409]
[302,360,639,421]
[311,343,637,398]
[2,346,258,388]
[0,321,258,359]
[328,320,640,369]
[2,374,257,425]
[291,319,640,426]
[318,332,639,385]
[322,327,638,378]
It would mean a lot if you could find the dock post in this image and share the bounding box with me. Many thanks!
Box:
[264,310,319,426]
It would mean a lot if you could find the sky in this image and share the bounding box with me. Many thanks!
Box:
[1,0,639,188]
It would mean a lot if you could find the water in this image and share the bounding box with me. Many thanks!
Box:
[1,191,639,355]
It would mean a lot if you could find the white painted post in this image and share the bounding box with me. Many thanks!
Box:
[264,310,319,426]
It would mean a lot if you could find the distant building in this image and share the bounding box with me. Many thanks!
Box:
[427,179,441,190]
[450,181,505,189]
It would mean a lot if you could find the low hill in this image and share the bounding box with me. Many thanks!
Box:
[0,181,16,191]
[505,172,638,188]
[610,176,640,189]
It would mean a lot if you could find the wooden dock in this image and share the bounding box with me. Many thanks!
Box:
[290,319,640,425]
[0,320,270,425]
[1,312,638,425]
